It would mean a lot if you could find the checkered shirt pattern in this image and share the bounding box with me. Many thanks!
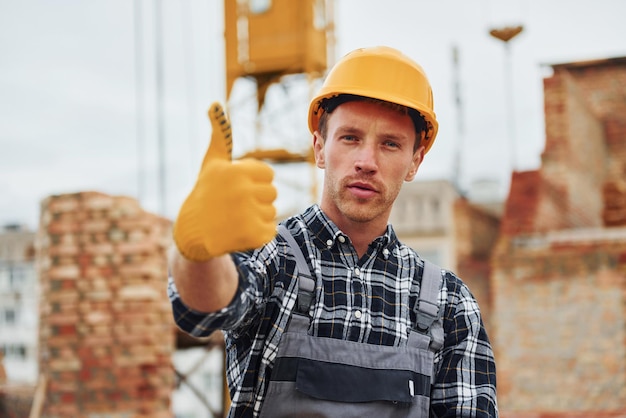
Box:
[168,205,498,417]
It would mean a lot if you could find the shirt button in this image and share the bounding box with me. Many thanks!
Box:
[354,310,362,319]
[354,268,361,276]
[326,239,333,247]
[338,235,346,243]
[382,248,390,257]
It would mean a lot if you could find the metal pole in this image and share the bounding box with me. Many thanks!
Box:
[503,41,517,172]
[452,45,464,192]
[133,0,146,204]
[155,0,166,215]
[489,26,523,175]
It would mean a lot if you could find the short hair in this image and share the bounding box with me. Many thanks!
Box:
[316,94,427,152]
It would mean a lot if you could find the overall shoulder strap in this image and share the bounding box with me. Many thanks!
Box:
[412,259,444,352]
[277,224,315,315]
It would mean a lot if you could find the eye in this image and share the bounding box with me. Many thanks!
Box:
[383,140,400,149]
[341,134,358,142]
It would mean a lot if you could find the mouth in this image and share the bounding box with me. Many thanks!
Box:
[347,181,379,199]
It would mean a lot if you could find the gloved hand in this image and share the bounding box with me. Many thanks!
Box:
[173,102,277,261]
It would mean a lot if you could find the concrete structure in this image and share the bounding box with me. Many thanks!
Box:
[391,179,461,268]
[392,179,501,323]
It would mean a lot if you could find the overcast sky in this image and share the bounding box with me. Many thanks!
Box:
[1,0,625,230]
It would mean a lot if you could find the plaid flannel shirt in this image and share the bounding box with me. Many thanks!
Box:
[168,204,498,417]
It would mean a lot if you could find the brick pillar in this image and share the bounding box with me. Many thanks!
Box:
[37,192,174,418]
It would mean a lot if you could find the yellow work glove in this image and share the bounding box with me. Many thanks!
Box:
[173,102,277,261]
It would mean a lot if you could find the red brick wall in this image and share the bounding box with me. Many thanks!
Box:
[37,192,174,418]
[604,180,626,226]
[494,57,626,417]
[542,69,607,229]
[543,59,626,228]
[492,231,626,413]
[501,171,541,235]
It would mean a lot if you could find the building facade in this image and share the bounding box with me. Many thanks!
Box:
[0,224,39,384]
[390,179,461,269]
[391,179,501,324]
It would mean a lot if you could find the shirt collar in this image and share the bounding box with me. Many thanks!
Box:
[301,205,398,256]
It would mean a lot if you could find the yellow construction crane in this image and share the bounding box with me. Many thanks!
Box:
[224,0,331,110]
[223,0,334,213]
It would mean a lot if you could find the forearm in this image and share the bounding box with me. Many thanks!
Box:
[169,245,239,313]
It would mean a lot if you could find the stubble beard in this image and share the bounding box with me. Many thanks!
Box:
[327,174,401,224]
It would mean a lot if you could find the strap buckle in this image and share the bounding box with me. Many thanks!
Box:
[414,299,439,334]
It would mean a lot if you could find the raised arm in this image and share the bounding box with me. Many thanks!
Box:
[170,102,277,313]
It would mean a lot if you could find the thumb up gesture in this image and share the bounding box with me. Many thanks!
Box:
[173,102,277,261]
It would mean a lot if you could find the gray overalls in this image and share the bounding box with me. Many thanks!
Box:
[259,226,444,417]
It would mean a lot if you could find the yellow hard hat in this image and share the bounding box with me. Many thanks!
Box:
[308,46,439,154]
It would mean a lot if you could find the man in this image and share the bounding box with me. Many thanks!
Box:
[168,46,498,417]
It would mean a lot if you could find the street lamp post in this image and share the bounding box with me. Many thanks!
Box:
[489,25,523,173]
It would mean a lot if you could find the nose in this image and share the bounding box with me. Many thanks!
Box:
[354,143,378,174]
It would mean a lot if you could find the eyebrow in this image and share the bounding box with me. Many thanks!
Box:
[334,126,363,136]
[333,124,413,144]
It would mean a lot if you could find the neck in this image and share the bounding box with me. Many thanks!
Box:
[319,205,389,259]
[344,224,386,259]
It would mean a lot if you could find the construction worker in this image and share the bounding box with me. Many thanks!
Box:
[169,46,498,417]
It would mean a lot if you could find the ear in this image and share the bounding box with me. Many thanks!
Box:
[313,131,325,169]
[405,145,425,182]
